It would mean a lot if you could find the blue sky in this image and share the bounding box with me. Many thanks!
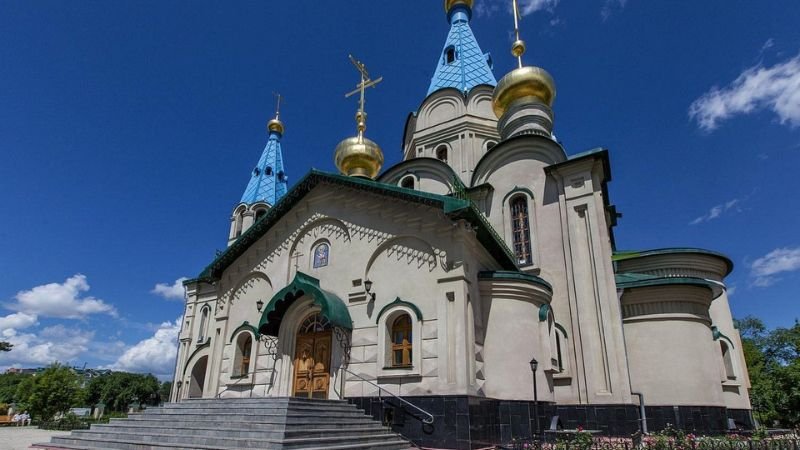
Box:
[1,0,798,378]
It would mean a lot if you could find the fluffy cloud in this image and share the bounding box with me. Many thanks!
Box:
[151,277,188,301]
[689,53,800,131]
[9,274,116,319]
[0,325,93,368]
[751,247,800,287]
[0,312,38,332]
[518,0,559,16]
[106,319,180,379]
[690,198,742,225]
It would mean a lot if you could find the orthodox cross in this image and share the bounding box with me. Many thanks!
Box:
[290,250,304,271]
[345,55,382,133]
[511,0,527,68]
[273,92,283,119]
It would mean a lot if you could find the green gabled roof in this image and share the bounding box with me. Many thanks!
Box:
[196,170,517,281]
[613,247,733,275]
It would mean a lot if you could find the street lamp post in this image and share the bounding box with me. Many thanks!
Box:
[529,358,540,441]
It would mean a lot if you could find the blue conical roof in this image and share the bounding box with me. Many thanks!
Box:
[240,128,288,206]
[427,6,497,96]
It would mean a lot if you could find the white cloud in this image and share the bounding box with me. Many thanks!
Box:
[519,0,559,16]
[751,247,800,287]
[0,325,93,369]
[106,319,180,379]
[151,277,188,301]
[0,312,38,332]
[689,198,742,225]
[9,274,116,319]
[689,53,800,131]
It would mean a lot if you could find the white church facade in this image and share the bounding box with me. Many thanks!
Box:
[171,1,752,446]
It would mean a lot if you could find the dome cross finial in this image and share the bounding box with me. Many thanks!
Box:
[511,0,527,68]
[344,55,383,138]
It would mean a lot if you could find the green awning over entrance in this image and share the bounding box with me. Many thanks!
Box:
[257,272,352,337]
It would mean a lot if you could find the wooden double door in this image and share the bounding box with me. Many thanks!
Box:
[292,330,332,399]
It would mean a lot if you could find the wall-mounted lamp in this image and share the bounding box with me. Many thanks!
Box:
[364,279,376,301]
[256,299,264,312]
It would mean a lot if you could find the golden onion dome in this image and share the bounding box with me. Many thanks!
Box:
[267,118,284,135]
[492,65,557,118]
[444,0,473,12]
[334,135,384,179]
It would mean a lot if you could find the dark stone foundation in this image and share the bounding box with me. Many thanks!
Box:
[347,396,753,449]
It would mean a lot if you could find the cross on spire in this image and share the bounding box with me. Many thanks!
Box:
[511,0,527,68]
[273,92,282,120]
[345,55,382,136]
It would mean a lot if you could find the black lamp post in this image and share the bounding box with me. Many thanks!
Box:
[364,279,375,301]
[256,299,264,312]
[530,358,540,440]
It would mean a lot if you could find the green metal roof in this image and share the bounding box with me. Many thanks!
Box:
[257,272,351,337]
[196,170,517,282]
[615,273,717,291]
[613,247,734,276]
[375,297,424,324]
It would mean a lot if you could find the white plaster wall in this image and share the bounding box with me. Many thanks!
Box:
[709,292,752,410]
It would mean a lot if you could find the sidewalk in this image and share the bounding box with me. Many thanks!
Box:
[0,426,69,450]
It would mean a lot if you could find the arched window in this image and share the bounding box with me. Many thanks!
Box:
[197,306,210,343]
[277,171,286,182]
[233,333,253,377]
[391,315,413,367]
[436,146,448,163]
[510,195,533,265]
[255,208,267,221]
[312,242,329,268]
[299,313,331,334]
[721,341,736,380]
[400,176,415,190]
[445,46,456,64]
[265,166,273,176]
[485,140,497,152]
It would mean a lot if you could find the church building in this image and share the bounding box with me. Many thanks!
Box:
[172,1,753,446]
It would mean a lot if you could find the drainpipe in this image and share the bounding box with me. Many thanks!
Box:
[632,392,648,434]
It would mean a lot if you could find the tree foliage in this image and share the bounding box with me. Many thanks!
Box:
[0,372,29,403]
[0,341,12,352]
[15,363,83,421]
[735,316,800,428]
[85,372,161,412]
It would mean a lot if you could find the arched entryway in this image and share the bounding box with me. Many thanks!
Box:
[189,356,208,398]
[292,313,332,398]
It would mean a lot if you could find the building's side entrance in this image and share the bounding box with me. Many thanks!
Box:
[292,313,332,399]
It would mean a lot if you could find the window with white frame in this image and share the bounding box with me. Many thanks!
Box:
[377,305,422,376]
[721,341,736,380]
[233,332,253,377]
[510,195,533,265]
[197,305,210,343]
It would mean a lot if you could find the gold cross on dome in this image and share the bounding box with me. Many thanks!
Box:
[273,92,282,119]
[345,55,383,116]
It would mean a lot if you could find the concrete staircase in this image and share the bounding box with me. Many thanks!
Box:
[33,397,412,450]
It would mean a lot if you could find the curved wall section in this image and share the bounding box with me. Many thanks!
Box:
[621,284,725,408]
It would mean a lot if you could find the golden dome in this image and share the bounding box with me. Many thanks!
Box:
[444,0,473,12]
[334,135,384,179]
[492,65,557,118]
[267,118,284,135]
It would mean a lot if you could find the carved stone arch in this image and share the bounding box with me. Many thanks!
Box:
[466,86,496,118]
[233,203,248,216]
[471,136,567,187]
[286,217,351,275]
[417,91,466,129]
[365,235,440,278]
[220,271,273,314]
[377,158,458,196]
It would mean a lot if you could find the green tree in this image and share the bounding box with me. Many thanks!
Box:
[159,381,172,404]
[0,342,12,352]
[85,372,161,412]
[0,372,30,403]
[736,316,800,428]
[15,363,83,421]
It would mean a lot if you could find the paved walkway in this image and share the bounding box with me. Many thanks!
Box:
[0,426,70,450]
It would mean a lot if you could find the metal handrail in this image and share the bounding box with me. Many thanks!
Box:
[341,367,434,424]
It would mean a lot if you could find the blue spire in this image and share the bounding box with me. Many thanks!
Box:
[427,4,497,96]
[239,119,288,206]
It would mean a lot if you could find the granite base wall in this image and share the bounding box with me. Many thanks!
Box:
[347,396,753,449]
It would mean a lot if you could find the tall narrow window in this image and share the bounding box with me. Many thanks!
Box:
[510,196,533,265]
[401,176,415,190]
[555,332,564,372]
[235,333,253,377]
[391,315,413,367]
[445,46,456,64]
[721,341,736,380]
[436,146,448,163]
[255,208,267,221]
[198,306,209,343]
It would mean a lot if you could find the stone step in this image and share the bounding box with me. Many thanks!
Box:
[162,402,359,411]
[37,438,411,450]
[179,397,350,406]
[107,417,384,431]
[53,430,405,450]
[92,423,390,440]
[123,412,379,424]
[147,406,363,415]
